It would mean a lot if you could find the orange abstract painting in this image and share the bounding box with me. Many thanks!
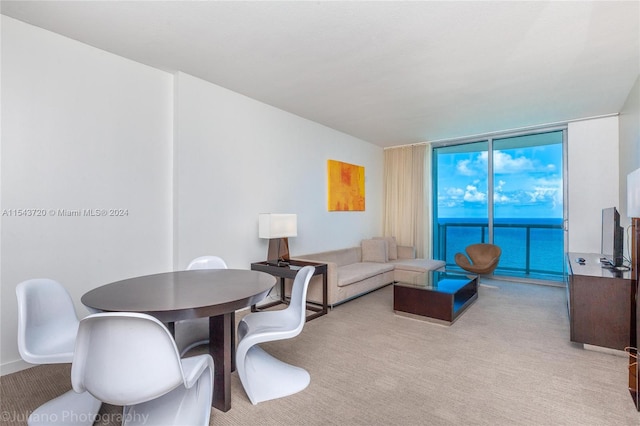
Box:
[327,160,365,211]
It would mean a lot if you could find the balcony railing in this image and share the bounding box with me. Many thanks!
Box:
[436,220,565,279]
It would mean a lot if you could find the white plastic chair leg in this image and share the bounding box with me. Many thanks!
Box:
[27,390,101,426]
[238,345,310,405]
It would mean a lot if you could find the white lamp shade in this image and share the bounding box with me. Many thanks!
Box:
[628,167,640,218]
[259,214,297,239]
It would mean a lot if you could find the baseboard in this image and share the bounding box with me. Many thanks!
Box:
[583,343,627,357]
[1,359,33,376]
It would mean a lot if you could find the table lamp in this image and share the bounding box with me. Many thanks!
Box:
[259,213,297,266]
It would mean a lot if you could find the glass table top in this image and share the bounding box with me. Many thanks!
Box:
[395,270,477,294]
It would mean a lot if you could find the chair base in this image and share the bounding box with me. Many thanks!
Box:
[241,345,310,405]
[123,363,213,426]
[28,390,101,426]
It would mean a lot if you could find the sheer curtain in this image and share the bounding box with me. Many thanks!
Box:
[383,144,432,259]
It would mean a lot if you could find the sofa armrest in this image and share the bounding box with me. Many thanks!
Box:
[397,245,416,259]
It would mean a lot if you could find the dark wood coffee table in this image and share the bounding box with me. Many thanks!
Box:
[393,270,478,325]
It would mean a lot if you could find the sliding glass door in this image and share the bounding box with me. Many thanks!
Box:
[432,129,565,281]
[433,141,489,267]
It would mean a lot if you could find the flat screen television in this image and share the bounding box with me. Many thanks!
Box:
[601,207,624,268]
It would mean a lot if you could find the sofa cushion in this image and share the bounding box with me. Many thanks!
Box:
[337,262,395,287]
[389,258,446,272]
[361,239,388,263]
[375,236,398,260]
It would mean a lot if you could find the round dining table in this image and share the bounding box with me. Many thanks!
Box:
[81,269,276,412]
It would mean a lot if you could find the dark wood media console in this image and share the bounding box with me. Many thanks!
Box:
[566,252,634,351]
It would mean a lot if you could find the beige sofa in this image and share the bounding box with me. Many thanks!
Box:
[291,237,445,307]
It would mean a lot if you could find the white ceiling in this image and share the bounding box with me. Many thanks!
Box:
[2,1,639,148]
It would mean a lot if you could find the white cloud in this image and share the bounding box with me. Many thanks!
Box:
[494,180,510,203]
[533,176,562,187]
[456,159,475,176]
[494,193,511,203]
[493,151,535,173]
[438,187,466,208]
[464,185,486,202]
[525,186,560,205]
[447,187,465,198]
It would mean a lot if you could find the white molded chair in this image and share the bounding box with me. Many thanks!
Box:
[236,265,315,405]
[16,278,102,426]
[186,255,228,271]
[72,312,214,426]
[174,255,228,356]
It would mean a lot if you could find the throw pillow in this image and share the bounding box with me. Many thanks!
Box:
[375,236,398,260]
[361,239,388,263]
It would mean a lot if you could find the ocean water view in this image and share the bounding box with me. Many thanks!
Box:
[432,130,566,281]
[436,217,565,280]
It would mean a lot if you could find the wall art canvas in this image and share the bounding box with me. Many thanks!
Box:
[327,160,365,211]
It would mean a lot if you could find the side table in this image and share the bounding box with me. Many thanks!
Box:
[250,260,328,321]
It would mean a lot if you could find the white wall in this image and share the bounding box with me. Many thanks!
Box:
[174,72,383,269]
[567,116,620,253]
[1,17,174,373]
[619,74,640,226]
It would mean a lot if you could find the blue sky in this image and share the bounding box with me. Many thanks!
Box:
[436,139,564,220]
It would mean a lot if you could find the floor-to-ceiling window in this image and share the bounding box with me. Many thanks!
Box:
[432,128,566,281]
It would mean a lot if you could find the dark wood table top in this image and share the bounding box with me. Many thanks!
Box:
[81,269,276,322]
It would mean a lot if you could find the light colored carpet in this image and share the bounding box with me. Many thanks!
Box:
[2,279,638,425]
